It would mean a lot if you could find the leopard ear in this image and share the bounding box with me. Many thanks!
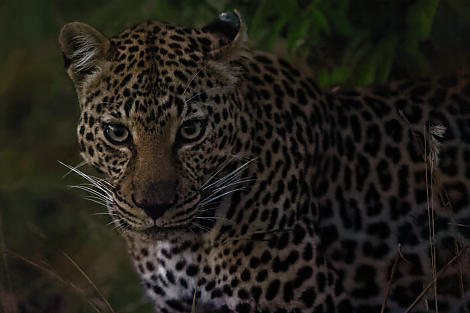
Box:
[59,22,110,86]
[201,10,248,60]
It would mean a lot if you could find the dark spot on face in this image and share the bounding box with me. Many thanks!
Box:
[240,268,251,281]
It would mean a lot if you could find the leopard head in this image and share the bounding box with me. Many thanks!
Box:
[59,12,250,236]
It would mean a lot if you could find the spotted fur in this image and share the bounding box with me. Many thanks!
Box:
[60,11,470,313]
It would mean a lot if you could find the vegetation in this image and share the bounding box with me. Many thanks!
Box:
[1,0,469,312]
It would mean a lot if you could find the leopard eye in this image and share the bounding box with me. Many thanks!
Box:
[178,119,207,143]
[104,123,130,145]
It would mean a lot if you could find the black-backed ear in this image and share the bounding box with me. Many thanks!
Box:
[201,10,248,60]
[58,22,110,86]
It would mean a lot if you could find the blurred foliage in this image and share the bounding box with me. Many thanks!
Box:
[246,0,470,85]
[0,0,469,312]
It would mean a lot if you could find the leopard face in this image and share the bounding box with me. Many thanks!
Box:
[61,13,246,234]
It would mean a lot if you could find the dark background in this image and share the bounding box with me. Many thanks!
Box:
[1,0,470,312]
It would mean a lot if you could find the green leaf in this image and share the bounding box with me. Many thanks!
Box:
[342,31,370,66]
[273,0,296,16]
[317,68,330,86]
[248,0,268,40]
[326,7,358,38]
[354,49,380,85]
[265,17,288,50]
[405,0,439,49]
[311,9,330,35]
[405,49,431,76]
[287,17,311,52]
[329,66,351,85]
[375,35,399,83]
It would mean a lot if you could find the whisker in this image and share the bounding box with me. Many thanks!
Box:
[70,185,112,202]
[185,224,196,235]
[77,182,113,199]
[185,87,224,103]
[90,212,119,217]
[60,161,125,231]
[194,216,234,225]
[83,197,109,207]
[59,161,114,198]
[85,175,114,188]
[200,187,248,206]
[61,160,89,178]
[108,218,124,228]
[200,158,232,189]
[76,181,112,194]
[210,177,255,195]
[182,69,202,97]
[190,222,211,233]
[202,158,256,191]
[83,195,112,203]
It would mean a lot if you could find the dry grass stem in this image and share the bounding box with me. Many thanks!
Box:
[380,252,400,313]
[424,123,439,313]
[191,288,197,313]
[0,211,15,313]
[7,250,102,313]
[404,246,469,313]
[63,252,116,313]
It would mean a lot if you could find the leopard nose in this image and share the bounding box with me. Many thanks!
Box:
[132,195,172,220]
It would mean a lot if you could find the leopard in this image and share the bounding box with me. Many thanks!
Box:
[59,10,470,313]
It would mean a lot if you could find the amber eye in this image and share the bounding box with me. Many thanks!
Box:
[104,124,130,145]
[178,119,207,143]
